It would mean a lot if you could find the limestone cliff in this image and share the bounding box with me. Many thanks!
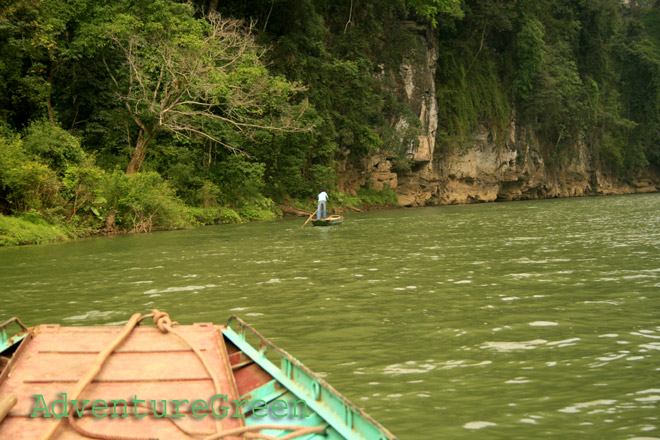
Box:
[338,24,660,207]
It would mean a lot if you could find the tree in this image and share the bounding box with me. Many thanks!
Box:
[407,0,464,26]
[102,1,309,174]
[0,0,89,127]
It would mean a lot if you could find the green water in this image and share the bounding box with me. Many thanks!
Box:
[2,193,660,439]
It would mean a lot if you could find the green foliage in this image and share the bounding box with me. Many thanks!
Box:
[4,0,660,247]
[194,180,222,209]
[188,206,242,225]
[513,17,545,102]
[214,155,267,207]
[436,43,510,151]
[238,205,278,221]
[100,170,191,232]
[357,186,399,206]
[0,130,62,216]
[617,12,660,170]
[305,164,337,196]
[61,160,106,230]
[331,187,399,208]
[189,197,280,224]
[600,132,626,171]
[332,191,361,207]
[22,120,87,175]
[0,213,69,246]
[408,0,464,26]
[525,41,587,145]
[244,0,423,196]
[97,0,309,173]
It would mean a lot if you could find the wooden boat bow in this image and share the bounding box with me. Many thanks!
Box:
[0,311,397,440]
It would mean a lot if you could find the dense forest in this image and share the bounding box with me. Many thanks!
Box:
[1,0,660,244]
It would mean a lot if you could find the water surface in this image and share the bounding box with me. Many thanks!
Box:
[1,193,660,439]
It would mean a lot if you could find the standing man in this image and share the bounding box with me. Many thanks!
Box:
[317,190,328,220]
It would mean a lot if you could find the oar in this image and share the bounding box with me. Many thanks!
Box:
[301,209,318,228]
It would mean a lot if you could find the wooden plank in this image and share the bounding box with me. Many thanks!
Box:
[32,325,208,352]
[233,362,274,397]
[14,351,212,382]
[0,323,244,440]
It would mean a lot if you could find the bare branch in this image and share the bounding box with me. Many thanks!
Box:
[106,11,311,172]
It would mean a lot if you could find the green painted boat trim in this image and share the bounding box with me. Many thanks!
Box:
[240,380,342,439]
[223,316,397,440]
[0,317,28,353]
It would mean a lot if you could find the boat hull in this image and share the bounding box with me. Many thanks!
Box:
[311,215,343,226]
[0,314,396,440]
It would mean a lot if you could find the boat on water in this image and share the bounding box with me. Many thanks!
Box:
[311,215,344,227]
[0,312,396,440]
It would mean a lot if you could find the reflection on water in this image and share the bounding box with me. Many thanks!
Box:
[1,193,660,439]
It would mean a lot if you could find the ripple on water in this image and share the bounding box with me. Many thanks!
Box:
[547,338,581,347]
[637,389,660,395]
[63,310,122,322]
[585,300,619,305]
[481,340,547,351]
[463,421,497,430]
[382,360,436,374]
[558,399,618,414]
[507,273,542,280]
[529,321,559,326]
[143,284,216,294]
[631,331,660,339]
[505,377,531,384]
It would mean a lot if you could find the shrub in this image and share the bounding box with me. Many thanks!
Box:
[21,120,87,175]
[357,186,399,206]
[216,155,267,207]
[61,160,107,230]
[0,133,62,217]
[195,180,223,208]
[305,164,337,195]
[237,197,281,221]
[217,207,243,224]
[238,206,276,221]
[100,171,192,232]
[0,214,69,246]
[189,206,242,225]
[333,191,361,207]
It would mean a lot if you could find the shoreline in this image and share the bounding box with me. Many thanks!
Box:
[2,190,658,247]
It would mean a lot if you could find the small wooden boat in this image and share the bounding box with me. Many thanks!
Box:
[0,312,396,440]
[311,215,343,227]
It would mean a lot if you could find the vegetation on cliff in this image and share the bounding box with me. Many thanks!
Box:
[1,0,659,244]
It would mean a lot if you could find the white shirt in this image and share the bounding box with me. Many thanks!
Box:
[318,191,328,202]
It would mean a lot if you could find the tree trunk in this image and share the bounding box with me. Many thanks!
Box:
[47,69,55,126]
[47,96,55,127]
[103,209,116,232]
[279,205,314,217]
[126,132,150,174]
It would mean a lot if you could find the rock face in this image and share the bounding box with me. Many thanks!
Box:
[386,120,659,208]
[339,23,660,206]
